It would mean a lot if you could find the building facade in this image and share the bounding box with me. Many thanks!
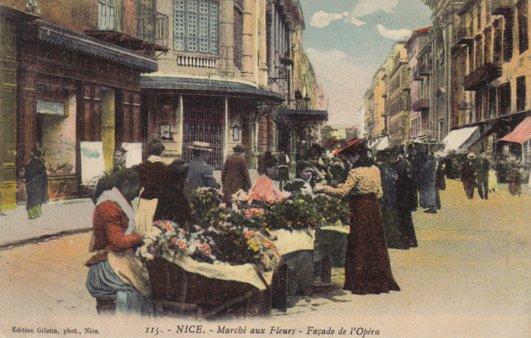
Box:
[422,0,466,141]
[364,56,391,140]
[141,0,312,169]
[451,0,530,159]
[0,0,163,208]
[384,42,411,147]
[407,27,432,141]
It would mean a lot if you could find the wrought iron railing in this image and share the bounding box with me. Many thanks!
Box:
[91,0,168,50]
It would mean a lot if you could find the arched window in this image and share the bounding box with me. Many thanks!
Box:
[173,0,219,54]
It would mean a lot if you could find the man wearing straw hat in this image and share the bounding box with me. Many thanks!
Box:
[184,141,217,200]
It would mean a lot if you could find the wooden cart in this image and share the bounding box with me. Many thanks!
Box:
[146,257,271,319]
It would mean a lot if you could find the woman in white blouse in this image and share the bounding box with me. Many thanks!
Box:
[316,141,400,295]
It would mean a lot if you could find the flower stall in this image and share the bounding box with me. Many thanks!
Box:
[136,188,281,318]
[135,164,352,316]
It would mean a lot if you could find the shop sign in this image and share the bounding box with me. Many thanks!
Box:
[36,99,66,117]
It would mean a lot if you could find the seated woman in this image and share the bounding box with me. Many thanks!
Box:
[86,168,153,316]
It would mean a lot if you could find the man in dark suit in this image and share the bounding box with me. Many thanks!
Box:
[221,144,252,204]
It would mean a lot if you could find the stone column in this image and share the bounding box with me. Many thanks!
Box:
[177,94,184,156]
[241,0,255,80]
[220,0,235,73]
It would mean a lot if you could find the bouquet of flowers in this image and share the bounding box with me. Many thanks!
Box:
[189,187,225,227]
[264,195,321,231]
[283,178,313,196]
[313,193,349,226]
[138,220,280,272]
[138,220,216,263]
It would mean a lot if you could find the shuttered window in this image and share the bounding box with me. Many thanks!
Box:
[174,0,219,54]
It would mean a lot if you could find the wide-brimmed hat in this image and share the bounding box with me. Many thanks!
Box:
[188,141,213,152]
[335,138,367,156]
[233,144,245,153]
[467,152,476,160]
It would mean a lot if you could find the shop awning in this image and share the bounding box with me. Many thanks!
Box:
[442,126,480,154]
[278,109,328,121]
[141,76,285,102]
[499,117,531,144]
[36,22,158,72]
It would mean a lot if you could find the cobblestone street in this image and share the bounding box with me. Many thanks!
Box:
[0,180,529,337]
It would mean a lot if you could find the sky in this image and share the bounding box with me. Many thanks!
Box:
[300,0,432,130]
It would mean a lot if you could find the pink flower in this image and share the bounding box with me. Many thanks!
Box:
[171,237,188,250]
[243,230,255,239]
[158,220,175,233]
[198,243,212,257]
[244,208,265,218]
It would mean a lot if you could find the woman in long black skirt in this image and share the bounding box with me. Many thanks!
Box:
[316,141,400,295]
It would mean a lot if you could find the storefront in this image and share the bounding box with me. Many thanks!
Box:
[141,77,283,169]
[15,21,157,202]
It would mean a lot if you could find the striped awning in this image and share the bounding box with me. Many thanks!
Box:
[499,117,531,144]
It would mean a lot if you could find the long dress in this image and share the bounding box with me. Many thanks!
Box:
[418,156,437,209]
[24,157,49,219]
[322,166,400,295]
[377,164,408,249]
[392,159,419,248]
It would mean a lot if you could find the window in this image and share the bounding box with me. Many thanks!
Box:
[488,86,497,118]
[484,28,492,64]
[494,20,503,63]
[233,6,243,69]
[503,11,514,62]
[98,0,116,30]
[475,35,483,68]
[518,0,528,53]
[498,82,511,115]
[475,90,483,121]
[516,76,526,111]
[174,0,219,54]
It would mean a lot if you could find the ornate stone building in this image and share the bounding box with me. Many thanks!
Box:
[422,0,466,141]
[407,27,432,141]
[450,0,530,160]
[384,42,411,147]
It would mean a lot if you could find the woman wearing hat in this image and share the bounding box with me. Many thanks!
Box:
[315,139,400,295]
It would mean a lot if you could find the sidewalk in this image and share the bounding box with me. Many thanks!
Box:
[0,169,264,249]
[0,199,94,249]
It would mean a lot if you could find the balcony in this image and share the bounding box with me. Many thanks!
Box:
[176,54,219,69]
[464,62,502,91]
[412,65,421,81]
[454,26,474,48]
[86,0,169,52]
[491,0,512,17]
[411,98,429,111]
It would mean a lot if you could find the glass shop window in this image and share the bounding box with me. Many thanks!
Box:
[36,97,77,176]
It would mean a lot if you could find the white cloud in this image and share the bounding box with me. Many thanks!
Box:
[306,48,371,129]
[347,0,398,27]
[310,10,349,28]
[376,24,412,40]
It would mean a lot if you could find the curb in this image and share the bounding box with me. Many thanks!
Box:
[0,227,92,251]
